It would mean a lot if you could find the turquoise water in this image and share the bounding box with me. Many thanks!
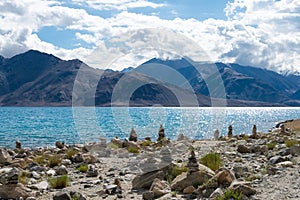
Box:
[0,107,300,148]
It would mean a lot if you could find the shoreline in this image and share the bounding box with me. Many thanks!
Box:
[0,121,299,199]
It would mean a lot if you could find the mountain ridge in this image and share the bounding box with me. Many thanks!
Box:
[0,50,299,106]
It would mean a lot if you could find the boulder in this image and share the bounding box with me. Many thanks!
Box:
[237,145,251,154]
[72,153,84,163]
[149,178,170,198]
[171,168,214,192]
[56,165,68,175]
[132,163,175,189]
[289,144,300,156]
[183,186,196,194]
[129,128,138,142]
[215,168,236,187]
[142,191,154,200]
[0,183,33,199]
[0,149,12,164]
[229,181,256,197]
[53,190,71,200]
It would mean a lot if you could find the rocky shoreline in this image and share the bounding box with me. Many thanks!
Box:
[0,122,300,200]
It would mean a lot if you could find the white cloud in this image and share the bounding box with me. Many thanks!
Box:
[0,0,299,73]
[72,0,165,11]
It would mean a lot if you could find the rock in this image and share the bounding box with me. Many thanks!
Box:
[46,169,56,176]
[186,150,199,173]
[228,125,233,137]
[5,167,19,184]
[26,197,37,200]
[171,167,214,192]
[72,153,84,163]
[215,168,235,187]
[16,140,22,149]
[142,191,154,200]
[269,156,286,165]
[53,190,71,200]
[105,184,118,195]
[0,183,33,199]
[56,165,68,175]
[86,165,98,177]
[251,125,257,138]
[149,178,170,198]
[34,180,49,190]
[237,145,251,154]
[276,161,294,168]
[55,141,65,149]
[70,191,87,200]
[31,171,40,179]
[289,144,300,156]
[209,188,224,199]
[183,186,196,194]
[0,149,12,164]
[214,129,220,140]
[132,163,175,189]
[229,181,256,197]
[129,128,138,142]
[111,137,123,148]
[157,124,165,141]
[159,147,172,164]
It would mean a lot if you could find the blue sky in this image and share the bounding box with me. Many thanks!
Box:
[0,0,300,72]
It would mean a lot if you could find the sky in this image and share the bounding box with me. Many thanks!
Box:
[0,0,300,73]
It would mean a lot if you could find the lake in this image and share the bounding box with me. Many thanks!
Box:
[0,107,300,148]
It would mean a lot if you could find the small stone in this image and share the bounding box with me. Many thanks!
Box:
[56,165,68,175]
[289,145,300,156]
[53,191,71,200]
[209,188,224,199]
[72,153,84,163]
[276,161,294,168]
[150,178,170,198]
[237,145,251,154]
[26,197,37,200]
[269,156,286,165]
[183,186,196,194]
[35,180,49,190]
[229,181,256,197]
[142,191,154,200]
[46,169,56,176]
[31,171,40,179]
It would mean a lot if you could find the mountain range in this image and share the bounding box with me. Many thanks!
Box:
[0,50,299,106]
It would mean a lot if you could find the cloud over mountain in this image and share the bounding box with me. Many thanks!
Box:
[0,0,299,73]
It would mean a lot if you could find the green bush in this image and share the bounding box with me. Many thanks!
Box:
[66,148,78,159]
[48,175,69,189]
[107,143,119,150]
[200,153,222,171]
[285,139,299,147]
[128,147,140,154]
[215,189,242,200]
[141,140,152,147]
[77,164,88,173]
[167,165,187,183]
[18,171,31,185]
[48,154,61,168]
[266,142,277,150]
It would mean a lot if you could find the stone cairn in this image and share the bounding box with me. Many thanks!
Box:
[252,125,257,136]
[15,140,21,149]
[214,129,220,140]
[228,125,233,137]
[186,150,199,174]
[129,128,138,142]
[157,124,165,141]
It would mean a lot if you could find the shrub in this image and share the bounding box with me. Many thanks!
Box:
[200,153,222,171]
[18,171,31,185]
[48,154,61,168]
[66,148,78,159]
[167,164,187,183]
[48,175,69,189]
[107,143,119,150]
[285,139,299,147]
[128,147,140,154]
[215,189,242,200]
[266,142,277,150]
[33,155,47,165]
[77,164,88,173]
[141,140,152,147]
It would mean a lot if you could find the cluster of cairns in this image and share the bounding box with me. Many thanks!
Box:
[0,121,299,200]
